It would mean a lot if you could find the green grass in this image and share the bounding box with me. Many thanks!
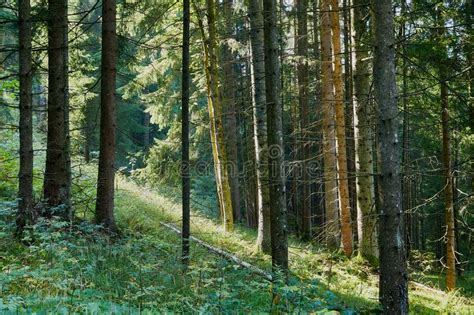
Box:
[115,177,474,314]
[0,173,472,314]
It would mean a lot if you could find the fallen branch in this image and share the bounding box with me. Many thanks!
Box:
[409,281,447,296]
[159,221,273,281]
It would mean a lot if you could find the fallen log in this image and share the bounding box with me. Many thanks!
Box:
[159,221,273,281]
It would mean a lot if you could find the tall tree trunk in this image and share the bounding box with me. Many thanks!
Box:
[44,0,71,217]
[181,0,190,266]
[17,0,34,233]
[441,77,456,291]
[440,61,456,291]
[249,0,271,253]
[320,0,340,249]
[330,0,352,256]
[195,0,234,231]
[343,0,357,246]
[400,0,412,256]
[95,0,118,232]
[221,0,242,223]
[372,0,408,312]
[312,0,325,232]
[296,0,311,241]
[436,6,456,291]
[241,62,259,228]
[263,0,289,277]
[351,0,378,261]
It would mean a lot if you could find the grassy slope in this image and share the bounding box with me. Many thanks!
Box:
[0,173,472,313]
[116,177,474,314]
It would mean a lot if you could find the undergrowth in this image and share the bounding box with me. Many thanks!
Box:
[0,169,472,314]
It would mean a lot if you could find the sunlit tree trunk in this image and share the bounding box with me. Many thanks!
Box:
[249,0,271,253]
[17,0,34,234]
[330,0,352,256]
[351,0,378,261]
[221,0,242,222]
[44,0,71,217]
[320,0,340,248]
[372,0,408,312]
[195,0,234,231]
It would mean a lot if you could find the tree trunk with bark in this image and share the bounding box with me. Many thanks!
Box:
[372,0,408,312]
[351,0,378,261]
[181,0,191,266]
[221,0,242,223]
[249,0,271,253]
[330,0,352,256]
[44,0,71,217]
[320,0,340,249]
[263,0,289,277]
[17,0,34,233]
[195,0,234,231]
[296,0,311,241]
[440,56,456,292]
[95,0,118,233]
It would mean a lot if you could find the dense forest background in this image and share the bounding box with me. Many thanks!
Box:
[0,0,473,313]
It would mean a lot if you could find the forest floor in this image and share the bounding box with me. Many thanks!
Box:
[0,175,473,313]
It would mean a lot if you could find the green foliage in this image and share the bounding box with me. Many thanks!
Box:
[0,200,342,314]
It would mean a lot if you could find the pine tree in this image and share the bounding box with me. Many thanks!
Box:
[95,0,118,232]
[17,0,33,233]
[43,0,71,217]
[372,0,408,312]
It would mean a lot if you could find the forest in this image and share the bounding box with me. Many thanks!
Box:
[0,0,473,313]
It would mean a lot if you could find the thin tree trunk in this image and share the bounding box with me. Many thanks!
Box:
[181,0,191,266]
[249,0,271,253]
[44,0,71,217]
[17,0,34,234]
[351,0,378,261]
[95,0,118,233]
[330,0,352,256]
[320,0,340,249]
[296,0,311,241]
[312,0,325,232]
[436,6,456,291]
[343,0,357,246]
[263,0,289,277]
[221,0,242,223]
[440,66,456,291]
[372,0,408,312]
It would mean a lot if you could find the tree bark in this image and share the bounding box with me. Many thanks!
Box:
[17,0,34,233]
[343,0,357,246]
[95,0,118,233]
[440,59,456,291]
[296,0,311,241]
[330,0,352,256]
[181,0,191,266]
[44,0,71,217]
[195,0,234,231]
[249,0,271,253]
[221,0,242,223]
[263,0,289,277]
[320,0,340,249]
[372,0,408,312]
[351,0,378,261]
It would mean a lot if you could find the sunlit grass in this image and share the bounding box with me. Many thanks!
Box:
[118,176,474,314]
